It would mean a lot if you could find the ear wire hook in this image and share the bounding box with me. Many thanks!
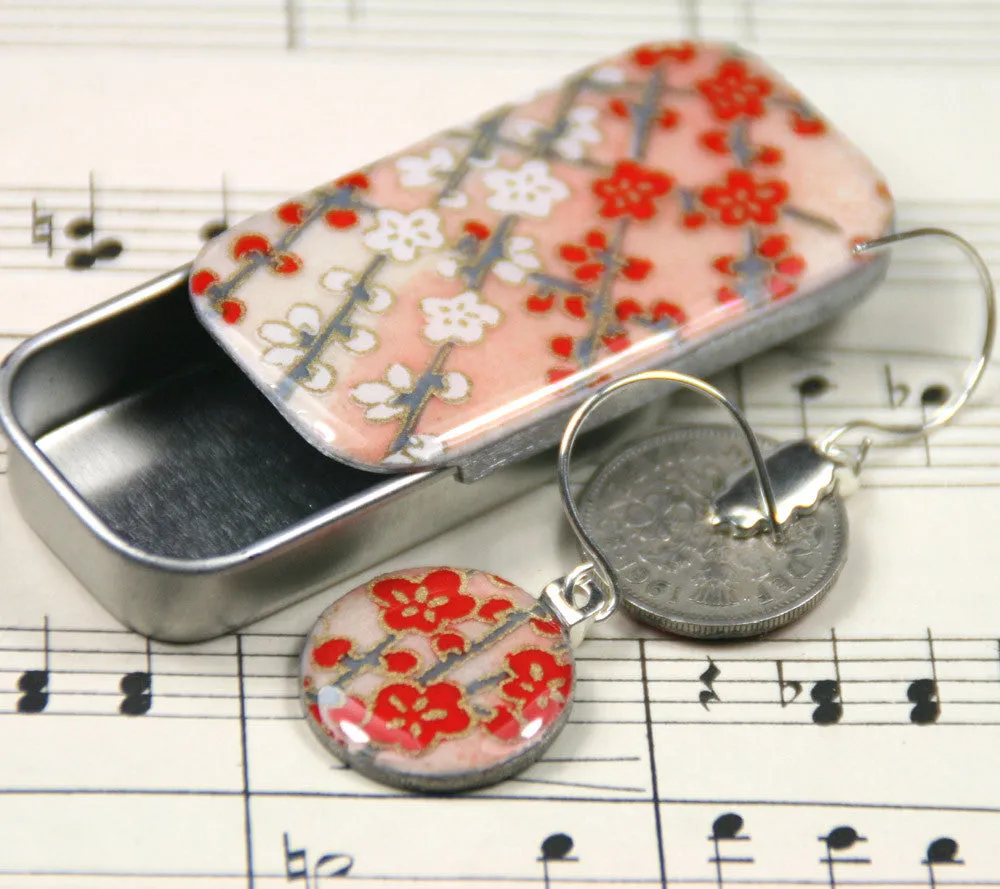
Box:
[817,228,997,466]
[557,370,783,622]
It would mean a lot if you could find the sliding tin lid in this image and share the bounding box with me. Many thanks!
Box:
[188,41,893,475]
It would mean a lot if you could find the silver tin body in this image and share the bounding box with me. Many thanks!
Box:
[0,257,887,642]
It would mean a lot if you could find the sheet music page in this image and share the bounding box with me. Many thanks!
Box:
[2,2,1000,886]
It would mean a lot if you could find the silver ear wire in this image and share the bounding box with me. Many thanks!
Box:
[817,227,996,463]
[557,370,783,621]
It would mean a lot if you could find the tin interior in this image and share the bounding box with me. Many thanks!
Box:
[8,274,387,560]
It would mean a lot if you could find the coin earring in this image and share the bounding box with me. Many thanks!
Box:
[297,370,783,793]
[577,227,996,639]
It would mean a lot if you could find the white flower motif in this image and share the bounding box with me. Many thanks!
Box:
[320,267,394,313]
[364,208,444,262]
[438,190,469,209]
[512,106,602,161]
[396,146,456,189]
[494,235,540,284]
[351,363,469,422]
[420,291,502,344]
[436,235,538,285]
[258,304,334,392]
[590,65,625,85]
[482,160,570,218]
[383,433,445,466]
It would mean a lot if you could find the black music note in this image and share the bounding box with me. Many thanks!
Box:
[811,630,843,725]
[907,629,941,725]
[924,837,962,889]
[199,176,230,242]
[119,638,152,716]
[776,660,802,706]
[538,833,576,888]
[30,200,54,257]
[709,813,752,889]
[284,832,353,886]
[819,825,869,889]
[16,618,50,714]
[699,659,721,709]
[810,680,842,725]
[795,374,832,437]
[64,173,124,270]
[883,363,910,408]
[919,385,950,466]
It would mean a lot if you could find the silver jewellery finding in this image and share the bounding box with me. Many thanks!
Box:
[572,228,996,639]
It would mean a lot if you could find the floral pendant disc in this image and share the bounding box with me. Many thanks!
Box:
[300,567,574,792]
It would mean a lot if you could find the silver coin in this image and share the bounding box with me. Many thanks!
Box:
[578,426,848,639]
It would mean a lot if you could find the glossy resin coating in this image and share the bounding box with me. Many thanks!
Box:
[300,567,574,792]
[191,42,893,470]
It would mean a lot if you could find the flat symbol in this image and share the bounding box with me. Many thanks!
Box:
[578,426,848,638]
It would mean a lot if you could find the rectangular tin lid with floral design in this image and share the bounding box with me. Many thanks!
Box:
[189,41,893,473]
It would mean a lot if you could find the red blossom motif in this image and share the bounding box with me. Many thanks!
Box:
[477,598,514,623]
[546,367,575,384]
[531,617,563,636]
[463,220,491,241]
[558,229,653,285]
[593,161,673,221]
[190,267,245,324]
[790,111,826,136]
[615,298,687,326]
[371,569,476,635]
[229,233,303,276]
[484,704,522,741]
[433,632,468,657]
[632,41,696,68]
[608,98,680,130]
[370,681,471,751]
[383,650,420,674]
[320,171,371,230]
[701,170,789,226]
[501,649,572,723]
[313,637,353,669]
[714,234,806,304]
[699,130,783,166]
[696,59,773,121]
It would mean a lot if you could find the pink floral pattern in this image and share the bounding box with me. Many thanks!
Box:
[191,42,892,471]
[300,567,574,791]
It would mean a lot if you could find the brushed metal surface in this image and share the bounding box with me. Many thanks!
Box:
[0,268,552,642]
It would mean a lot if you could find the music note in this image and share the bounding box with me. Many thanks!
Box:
[198,175,230,242]
[883,363,910,408]
[776,660,802,707]
[907,630,940,725]
[819,825,869,889]
[538,833,576,888]
[283,832,352,886]
[810,630,843,725]
[924,837,962,889]
[16,618,50,714]
[699,658,721,710]
[30,200,54,257]
[64,173,125,270]
[919,385,950,466]
[708,813,753,889]
[794,374,832,437]
[119,637,152,716]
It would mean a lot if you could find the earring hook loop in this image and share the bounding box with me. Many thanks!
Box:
[817,227,996,461]
[557,370,783,621]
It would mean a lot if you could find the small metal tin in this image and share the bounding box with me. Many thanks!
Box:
[0,251,887,642]
[0,268,556,643]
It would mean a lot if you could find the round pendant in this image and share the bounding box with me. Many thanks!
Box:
[300,567,575,793]
[578,426,848,638]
